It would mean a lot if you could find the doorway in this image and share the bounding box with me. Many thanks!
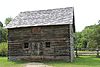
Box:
[31,42,43,56]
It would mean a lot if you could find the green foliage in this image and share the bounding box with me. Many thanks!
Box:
[0,21,3,27]
[5,17,12,26]
[0,42,8,56]
[75,32,83,48]
[75,24,100,49]
[0,27,8,42]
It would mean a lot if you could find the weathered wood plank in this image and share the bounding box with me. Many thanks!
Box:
[8,25,74,62]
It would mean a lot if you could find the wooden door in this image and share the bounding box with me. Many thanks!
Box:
[31,42,43,56]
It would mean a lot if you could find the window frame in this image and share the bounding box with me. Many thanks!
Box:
[45,42,50,48]
[23,42,30,50]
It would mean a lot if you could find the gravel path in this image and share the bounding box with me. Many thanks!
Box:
[25,62,53,67]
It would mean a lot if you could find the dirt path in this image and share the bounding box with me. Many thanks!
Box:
[25,62,53,67]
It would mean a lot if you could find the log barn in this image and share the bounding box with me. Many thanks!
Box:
[6,7,75,62]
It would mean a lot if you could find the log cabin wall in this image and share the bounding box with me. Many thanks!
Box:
[69,24,75,62]
[8,24,72,62]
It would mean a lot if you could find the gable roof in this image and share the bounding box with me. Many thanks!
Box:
[6,7,74,28]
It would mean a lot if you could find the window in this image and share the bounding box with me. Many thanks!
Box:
[45,42,50,48]
[24,43,29,48]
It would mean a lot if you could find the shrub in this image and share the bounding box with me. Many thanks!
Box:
[0,42,8,56]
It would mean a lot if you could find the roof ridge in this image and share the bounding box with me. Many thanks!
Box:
[20,7,73,14]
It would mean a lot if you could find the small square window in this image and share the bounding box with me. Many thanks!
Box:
[45,42,50,48]
[24,43,29,48]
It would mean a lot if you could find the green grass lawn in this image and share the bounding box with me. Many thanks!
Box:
[0,56,100,67]
[0,57,26,67]
[44,56,100,67]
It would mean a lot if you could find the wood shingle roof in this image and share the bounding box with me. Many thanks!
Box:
[6,7,74,28]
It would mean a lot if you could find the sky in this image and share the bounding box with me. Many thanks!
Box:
[0,0,100,32]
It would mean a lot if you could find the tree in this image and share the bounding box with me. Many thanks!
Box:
[75,23,100,57]
[89,25,100,57]
[75,32,83,48]
[0,27,7,42]
[82,25,95,48]
[75,24,100,49]
[5,17,12,26]
[0,21,3,27]
[0,21,3,42]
